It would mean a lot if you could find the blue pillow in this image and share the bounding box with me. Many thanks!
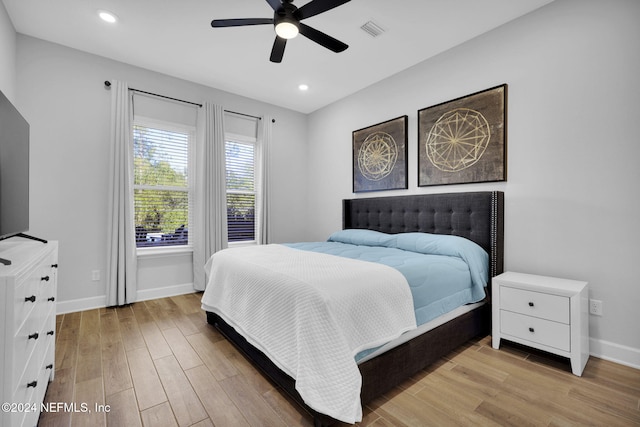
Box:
[395,232,489,287]
[328,229,396,247]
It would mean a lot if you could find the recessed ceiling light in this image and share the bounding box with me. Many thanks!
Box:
[298,84,309,91]
[98,10,118,24]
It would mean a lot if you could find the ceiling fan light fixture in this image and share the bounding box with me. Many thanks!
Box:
[98,10,118,24]
[275,21,299,39]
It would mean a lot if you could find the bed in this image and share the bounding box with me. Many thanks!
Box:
[203,191,504,426]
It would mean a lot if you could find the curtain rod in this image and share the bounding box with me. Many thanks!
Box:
[104,80,275,123]
[104,80,202,107]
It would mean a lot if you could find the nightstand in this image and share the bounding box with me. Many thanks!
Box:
[492,271,589,376]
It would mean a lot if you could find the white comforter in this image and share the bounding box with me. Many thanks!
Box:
[201,244,416,423]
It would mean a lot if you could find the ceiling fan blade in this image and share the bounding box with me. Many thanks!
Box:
[270,37,287,63]
[265,0,282,11]
[296,0,351,20]
[299,23,348,53]
[211,18,273,27]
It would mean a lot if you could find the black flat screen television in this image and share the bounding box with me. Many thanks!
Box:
[0,89,29,241]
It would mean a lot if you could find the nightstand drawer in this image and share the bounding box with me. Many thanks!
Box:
[500,310,570,352]
[500,286,569,324]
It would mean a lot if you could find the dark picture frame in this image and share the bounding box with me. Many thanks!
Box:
[418,84,507,186]
[353,115,408,193]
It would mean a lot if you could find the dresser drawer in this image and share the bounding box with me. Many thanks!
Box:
[500,286,569,324]
[10,349,40,425]
[500,310,570,352]
[13,273,39,332]
[12,315,42,394]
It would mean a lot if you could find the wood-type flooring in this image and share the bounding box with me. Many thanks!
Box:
[38,293,640,426]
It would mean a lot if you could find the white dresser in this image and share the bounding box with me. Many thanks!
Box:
[0,240,58,427]
[492,271,589,376]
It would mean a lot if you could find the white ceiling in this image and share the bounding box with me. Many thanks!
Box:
[3,0,554,113]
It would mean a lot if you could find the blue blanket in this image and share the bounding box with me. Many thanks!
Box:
[285,229,488,327]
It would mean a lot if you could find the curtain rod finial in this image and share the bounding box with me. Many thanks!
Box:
[104,80,111,89]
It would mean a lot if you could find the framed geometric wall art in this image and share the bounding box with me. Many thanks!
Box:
[353,115,408,193]
[418,84,507,186]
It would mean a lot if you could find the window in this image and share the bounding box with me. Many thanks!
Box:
[226,137,256,243]
[133,119,193,248]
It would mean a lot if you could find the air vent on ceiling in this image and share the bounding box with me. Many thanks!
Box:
[360,20,386,38]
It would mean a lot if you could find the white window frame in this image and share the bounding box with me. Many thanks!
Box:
[133,116,196,255]
[225,132,258,246]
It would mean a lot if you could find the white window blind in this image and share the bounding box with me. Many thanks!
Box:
[133,122,192,247]
[226,139,256,242]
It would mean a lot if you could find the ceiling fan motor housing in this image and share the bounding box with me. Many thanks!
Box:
[274,2,300,38]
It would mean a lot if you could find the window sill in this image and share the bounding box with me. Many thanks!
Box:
[228,241,257,248]
[137,245,193,259]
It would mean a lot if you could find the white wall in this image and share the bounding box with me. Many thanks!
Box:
[15,35,309,310]
[306,0,640,366]
[0,0,16,100]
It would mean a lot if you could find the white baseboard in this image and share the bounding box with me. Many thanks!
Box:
[56,295,107,315]
[56,283,196,315]
[136,282,195,302]
[590,337,640,370]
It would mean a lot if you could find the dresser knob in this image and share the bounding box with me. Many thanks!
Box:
[48,297,56,302]
[46,364,53,370]
[528,302,534,307]
[528,327,535,333]
[27,381,38,388]
[24,295,36,303]
[28,332,39,340]
[41,275,50,281]
[51,264,58,268]
[47,330,55,336]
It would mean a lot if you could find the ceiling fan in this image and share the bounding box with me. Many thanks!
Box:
[211,0,351,63]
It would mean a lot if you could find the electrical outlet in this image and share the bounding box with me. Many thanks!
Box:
[589,299,603,316]
[92,270,101,282]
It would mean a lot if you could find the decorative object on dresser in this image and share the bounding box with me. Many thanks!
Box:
[418,84,507,187]
[0,240,58,427]
[352,115,408,193]
[492,271,589,376]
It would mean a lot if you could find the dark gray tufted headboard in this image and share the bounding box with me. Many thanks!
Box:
[343,191,504,279]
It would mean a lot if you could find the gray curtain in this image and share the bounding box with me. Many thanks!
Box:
[105,80,137,306]
[256,115,273,244]
[193,103,228,291]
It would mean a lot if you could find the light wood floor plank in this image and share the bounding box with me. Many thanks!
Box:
[154,355,208,427]
[138,319,173,360]
[117,313,147,352]
[106,388,142,427]
[186,332,238,381]
[126,346,168,411]
[75,309,102,383]
[71,377,105,427]
[219,374,285,427]
[102,339,133,397]
[185,364,250,427]
[38,293,640,427]
[161,327,203,371]
[141,402,178,427]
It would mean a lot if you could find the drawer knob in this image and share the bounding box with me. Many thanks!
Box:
[24,295,36,303]
[28,332,39,340]
[528,327,535,333]
[528,302,534,307]
[41,275,50,281]
[48,297,56,302]
[46,364,53,370]
[51,263,58,268]
[27,381,38,388]
[47,330,55,336]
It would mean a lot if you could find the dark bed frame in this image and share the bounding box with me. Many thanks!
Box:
[206,191,504,426]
